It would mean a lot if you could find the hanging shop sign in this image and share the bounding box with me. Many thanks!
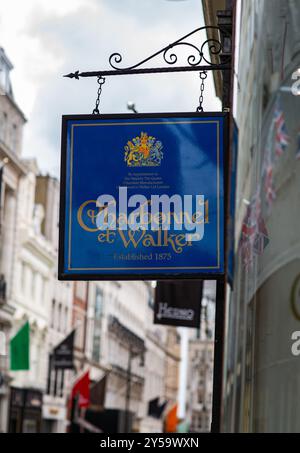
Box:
[52,330,75,370]
[154,280,203,328]
[59,112,227,280]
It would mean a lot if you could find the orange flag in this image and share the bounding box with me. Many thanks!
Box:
[164,403,178,433]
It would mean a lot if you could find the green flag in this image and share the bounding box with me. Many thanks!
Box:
[10,322,30,371]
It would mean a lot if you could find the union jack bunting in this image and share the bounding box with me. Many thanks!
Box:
[240,235,254,269]
[274,103,289,157]
[264,164,276,211]
[261,119,274,179]
[239,202,253,268]
[240,190,269,268]
[253,216,269,255]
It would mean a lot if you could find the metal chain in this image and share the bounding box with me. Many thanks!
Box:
[197,71,207,113]
[93,76,106,114]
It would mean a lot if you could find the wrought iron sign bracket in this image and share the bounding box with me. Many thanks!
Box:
[64,26,232,80]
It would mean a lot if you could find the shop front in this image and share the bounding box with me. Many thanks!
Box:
[8,387,43,433]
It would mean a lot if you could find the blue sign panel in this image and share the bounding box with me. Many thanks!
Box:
[59,113,227,280]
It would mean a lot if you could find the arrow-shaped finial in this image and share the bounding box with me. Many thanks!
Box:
[63,70,80,79]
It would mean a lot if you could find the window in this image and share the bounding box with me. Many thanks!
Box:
[92,322,101,363]
[40,277,45,303]
[148,294,154,309]
[26,267,32,298]
[0,56,11,94]
[0,63,6,88]
[92,288,103,362]
[64,307,68,332]
[58,304,62,332]
[20,262,26,292]
[0,112,7,142]
[198,390,204,404]
[75,315,84,349]
[11,124,17,152]
[94,288,103,319]
[198,417,202,429]
[31,271,36,298]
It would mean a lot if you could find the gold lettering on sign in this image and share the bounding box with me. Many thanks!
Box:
[77,200,99,232]
[77,199,210,231]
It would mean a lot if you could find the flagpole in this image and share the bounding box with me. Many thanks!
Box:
[46,353,53,395]
[70,394,79,433]
[53,369,58,396]
[211,278,226,432]
[60,369,65,397]
[70,396,75,433]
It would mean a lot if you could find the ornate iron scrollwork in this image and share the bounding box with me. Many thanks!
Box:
[64,26,231,80]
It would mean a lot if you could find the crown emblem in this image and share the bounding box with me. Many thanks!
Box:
[124,132,163,167]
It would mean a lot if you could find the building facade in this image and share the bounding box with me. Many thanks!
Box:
[222,0,300,433]
[0,47,27,432]
[0,47,74,433]
[80,280,181,433]
[140,297,168,434]
[36,175,73,433]
[9,158,55,432]
[164,327,180,405]
[186,280,215,433]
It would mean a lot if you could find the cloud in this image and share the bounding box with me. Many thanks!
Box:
[0,0,221,176]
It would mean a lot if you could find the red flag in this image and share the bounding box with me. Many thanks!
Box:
[71,370,90,408]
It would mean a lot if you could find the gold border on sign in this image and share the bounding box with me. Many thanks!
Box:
[67,120,222,271]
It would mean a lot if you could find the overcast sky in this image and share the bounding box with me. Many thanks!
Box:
[0,0,221,176]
